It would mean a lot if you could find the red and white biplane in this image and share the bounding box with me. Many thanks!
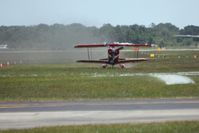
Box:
[74,42,150,68]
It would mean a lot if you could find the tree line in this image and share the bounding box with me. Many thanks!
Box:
[0,23,199,49]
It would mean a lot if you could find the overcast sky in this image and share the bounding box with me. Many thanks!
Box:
[0,0,199,28]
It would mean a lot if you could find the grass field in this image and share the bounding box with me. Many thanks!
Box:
[1,121,199,133]
[0,51,198,101]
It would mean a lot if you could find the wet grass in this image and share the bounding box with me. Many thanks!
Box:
[1,121,199,133]
[0,51,198,101]
[0,62,198,101]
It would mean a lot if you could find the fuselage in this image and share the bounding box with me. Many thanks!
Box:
[107,46,123,65]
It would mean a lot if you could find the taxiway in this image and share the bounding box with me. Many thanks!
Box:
[0,98,199,129]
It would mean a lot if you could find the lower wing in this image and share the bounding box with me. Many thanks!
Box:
[76,58,148,64]
[77,60,108,64]
[117,58,148,64]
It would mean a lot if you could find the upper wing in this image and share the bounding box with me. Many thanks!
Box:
[117,58,148,64]
[74,43,151,48]
[75,44,106,48]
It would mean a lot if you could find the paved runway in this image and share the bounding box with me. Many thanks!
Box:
[0,98,199,129]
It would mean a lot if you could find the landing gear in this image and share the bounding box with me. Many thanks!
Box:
[102,64,107,68]
[119,64,125,69]
[102,64,125,68]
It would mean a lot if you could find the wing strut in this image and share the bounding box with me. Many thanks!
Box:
[87,48,92,60]
[87,48,90,60]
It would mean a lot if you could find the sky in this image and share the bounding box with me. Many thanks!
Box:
[0,0,199,28]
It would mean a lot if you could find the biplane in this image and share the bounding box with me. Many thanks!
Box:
[74,42,151,68]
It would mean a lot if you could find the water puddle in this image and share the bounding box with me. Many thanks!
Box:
[90,72,197,85]
[149,73,195,85]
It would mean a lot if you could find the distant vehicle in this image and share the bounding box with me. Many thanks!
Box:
[175,35,199,38]
[74,42,151,68]
[0,44,8,49]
